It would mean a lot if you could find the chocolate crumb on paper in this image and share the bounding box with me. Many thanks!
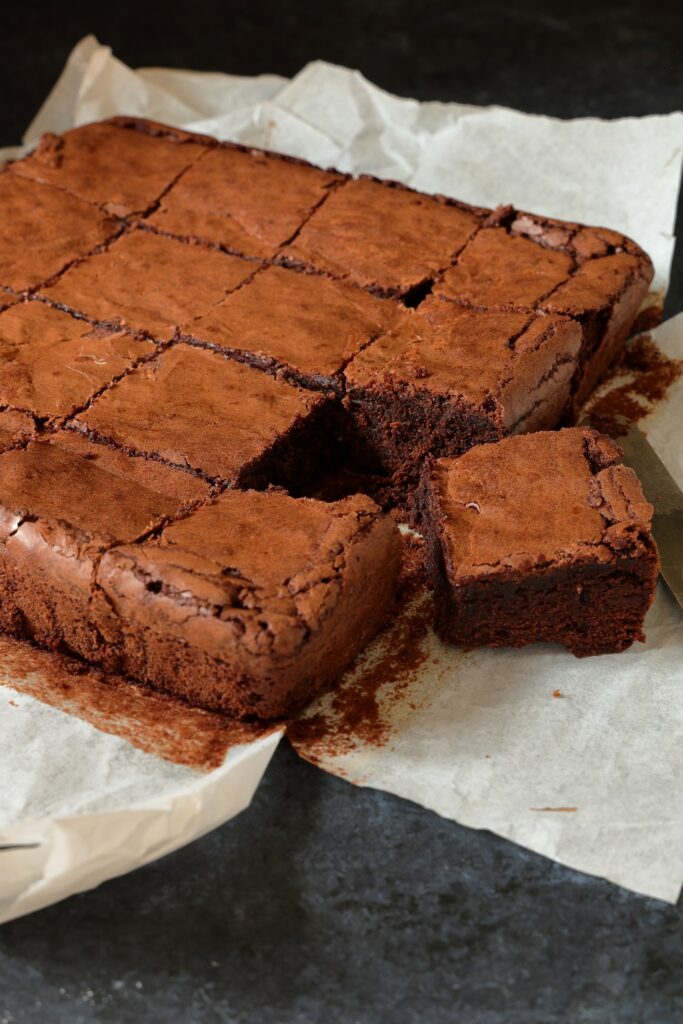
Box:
[530,806,578,813]
[586,332,682,437]
[0,636,274,771]
[289,534,459,765]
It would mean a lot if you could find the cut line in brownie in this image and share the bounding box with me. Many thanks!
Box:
[342,296,582,502]
[0,300,155,421]
[71,341,332,489]
[433,209,654,411]
[421,427,659,656]
[93,488,401,719]
[41,229,259,341]
[0,430,209,663]
[279,176,483,298]
[146,143,344,260]
[0,172,120,294]
[9,119,210,217]
[180,263,405,392]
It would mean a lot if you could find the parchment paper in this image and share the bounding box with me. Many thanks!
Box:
[1,35,681,920]
[292,314,683,904]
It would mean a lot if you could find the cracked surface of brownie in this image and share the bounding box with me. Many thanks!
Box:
[421,427,659,655]
[0,300,154,420]
[94,487,401,718]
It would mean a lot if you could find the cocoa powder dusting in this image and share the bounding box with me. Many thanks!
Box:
[0,636,274,771]
[289,533,437,762]
[588,333,682,437]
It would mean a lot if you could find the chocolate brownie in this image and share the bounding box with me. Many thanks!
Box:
[0,431,208,660]
[279,177,482,298]
[93,488,401,718]
[0,409,35,451]
[0,172,119,293]
[434,210,654,410]
[9,119,210,217]
[421,428,659,655]
[0,116,660,719]
[0,301,154,420]
[41,229,258,341]
[71,342,331,488]
[147,144,343,259]
[343,296,582,496]
[181,264,403,391]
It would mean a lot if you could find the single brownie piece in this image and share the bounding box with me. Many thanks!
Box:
[434,212,654,411]
[181,264,403,391]
[0,409,35,451]
[41,229,257,340]
[93,488,401,719]
[0,431,208,660]
[0,172,119,293]
[280,177,482,298]
[72,342,330,487]
[343,297,581,495]
[147,144,343,259]
[0,301,154,420]
[422,428,659,656]
[9,119,210,217]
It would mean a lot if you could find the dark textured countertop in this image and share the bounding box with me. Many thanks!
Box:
[1,3,682,1021]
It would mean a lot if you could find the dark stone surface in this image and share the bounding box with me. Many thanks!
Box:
[1,3,682,1021]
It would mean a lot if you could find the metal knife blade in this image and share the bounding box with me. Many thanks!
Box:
[617,424,683,611]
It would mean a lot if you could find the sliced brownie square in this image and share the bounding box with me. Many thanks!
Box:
[422,427,659,655]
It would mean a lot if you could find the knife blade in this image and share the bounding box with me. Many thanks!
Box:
[616,423,683,611]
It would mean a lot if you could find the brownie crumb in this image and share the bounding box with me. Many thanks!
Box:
[288,534,433,759]
[0,635,273,771]
[587,333,682,437]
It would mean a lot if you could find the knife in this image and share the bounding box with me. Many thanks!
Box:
[615,423,683,610]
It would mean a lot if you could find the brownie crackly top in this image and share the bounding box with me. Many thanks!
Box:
[430,428,655,580]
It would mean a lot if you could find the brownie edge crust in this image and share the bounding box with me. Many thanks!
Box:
[421,428,659,657]
[93,489,402,719]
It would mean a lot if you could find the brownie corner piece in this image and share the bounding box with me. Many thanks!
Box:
[94,488,402,719]
[0,431,209,659]
[422,427,659,657]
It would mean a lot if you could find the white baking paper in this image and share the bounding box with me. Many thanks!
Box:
[1,35,682,919]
